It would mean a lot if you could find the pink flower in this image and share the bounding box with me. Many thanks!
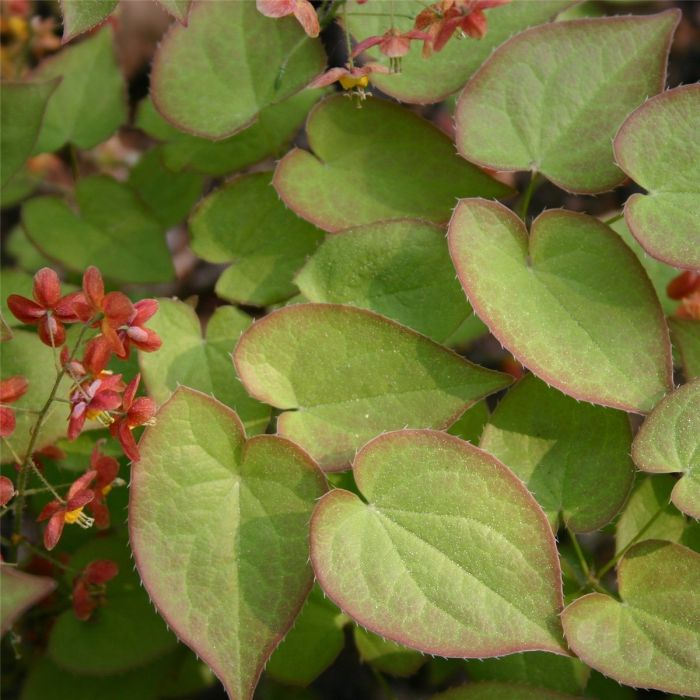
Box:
[86,443,120,529]
[256,0,319,38]
[67,373,124,440]
[351,28,430,71]
[72,559,119,621]
[308,62,390,98]
[0,376,29,438]
[109,374,156,462]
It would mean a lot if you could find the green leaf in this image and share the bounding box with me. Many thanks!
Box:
[48,536,177,675]
[155,0,192,23]
[562,540,700,695]
[353,627,425,678]
[266,585,346,686]
[3,225,52,271]
[274,96,511,232]
[615,475,687,555]
[465,652,589,695]
[583,671,636,700]
[151,1,325,139]
[59,0,119,42]
[614,84,700,270]
[447,400,489,444]
[455,11,679,193]
[0,331,72,463]
[432,683,585,700]
[189,173,323,307]
[345,1,570,104]
[632,379,700,519]
[296,219,471,342]
[32,27,127,153]
[130,388,327,700]
[234,303,512,470]
[448,200,673,413]
[1,567,56,636]
[127,147,203,229]
[136,90,323,176]
[670,318,700,379]
[138,299,270,435]
[480,374,634,532]
[0,80,59,187]
[22,175,173,283]
[611,218,680,316]
[311,430,566,656]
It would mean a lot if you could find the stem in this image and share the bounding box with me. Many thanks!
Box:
[0,405,41,413]
[566,525,591,580]
[597,507,665,579]
[1,535,77,573]
[12,323,91,539]
[604,212,623,226]
[346,11,416,19]
[22,483,75,496]
[2,439,63,502]
[519,171,542,220]
[344,1,354,67]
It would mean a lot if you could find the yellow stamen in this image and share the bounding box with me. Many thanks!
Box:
[86,409,115,427]
[64,507,84,524]
[101,484,112,496]
[339,74,369,90]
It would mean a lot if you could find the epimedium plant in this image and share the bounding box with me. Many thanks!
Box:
[0,1,699,700]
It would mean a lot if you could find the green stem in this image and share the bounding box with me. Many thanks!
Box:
[344,3,354,67]
[596,507,665,579]
[1,535,77,573]
[566,525,591,580]
[519,172,542,220]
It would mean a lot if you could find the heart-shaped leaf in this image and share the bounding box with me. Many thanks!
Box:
[465,652,589,695]
[48,536,177,675]
[138,299,270,435]
[1,567,56,636]
[0,80,59,188]
[455,11,679,193]
[189,173,323,307]
[345,0,570,104]
[562,540,700,695]
[32,27,127,153]
[432,683,584,700]
[136,90,323,176]
[480,374,634,532]
[274,96,511,232]
[129,387,327,700]
[150,1,325,139]
[59,0,119,42]
[353,627,425,678]
[0,330,73,463]
[614,84,700,270]
[311,430,566,656]
[448,400,489,444]
[296,219,472,342]
[22,175,173,283]
[632,379,700,519]
[670,318,700,380]
[448,200,673,412]
[266,585,346,686]
[234,303,512,470]
[615,475,694,555]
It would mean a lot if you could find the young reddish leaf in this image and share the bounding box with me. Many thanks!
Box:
[614,84,700,270]
[311,430,567,656]
[669,318,700,379]
[464,651,589,695]
[48,536,177,675]
[1,567,56,636]
[150,1,325,139]
[353,627,425,678]
[632,379,700,519]
[22,176,173,284]
[455,11,679,193]
[266,585,347,686]
[432,683,584,700]
[189,173,323,307]
[295,219,472,343]
[562,540,700,695]
[480,374,634,532]
[234,304,512,470]
[129,387,327,700]
[346,0,569,104]
[273,96,511,232]
[448,200,673,413]
[58,0,119,42]
[0,80,59,188]
[155,0,192,23]
[136,89,323,176]
[31,27,127,153]
[138,299,271,435]
[0,331,72,463]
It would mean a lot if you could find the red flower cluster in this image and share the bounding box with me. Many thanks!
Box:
[0,375,28,438]
[72,559,119,621]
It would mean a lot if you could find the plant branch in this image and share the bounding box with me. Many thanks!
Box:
[519,171,543,220]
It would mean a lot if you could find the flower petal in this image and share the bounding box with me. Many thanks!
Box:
[44,509,66,550]
[132,299,159,325]
[82,266,104,311]
[33,268,62,308]
[292,0,320,38]
[0,476,15,506]
[0,407,16,438]
[38,315,66,348]
[0,375,29,403]
[256,0,295,19]
[7,295,46,323]
[128,396,156,427]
